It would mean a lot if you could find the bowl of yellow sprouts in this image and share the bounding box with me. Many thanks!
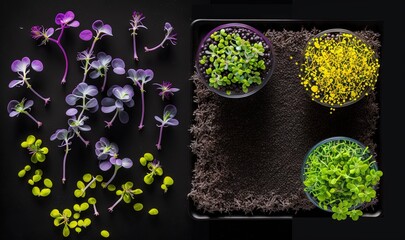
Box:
[299,28,380,112]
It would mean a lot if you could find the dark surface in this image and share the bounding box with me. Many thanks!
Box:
[0,0,404,240]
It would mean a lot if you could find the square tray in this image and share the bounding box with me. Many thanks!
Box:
[189,19,383,220]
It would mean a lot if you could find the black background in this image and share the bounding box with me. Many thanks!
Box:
[1,0,404,240]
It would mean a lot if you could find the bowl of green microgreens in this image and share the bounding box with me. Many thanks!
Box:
[299,28,380,112]
[302,136,383,221]
[195,23,275,98]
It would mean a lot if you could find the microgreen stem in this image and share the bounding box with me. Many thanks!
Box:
[74,129,89,146]
[156,124,164,150]
[82,177,98,193]
[101,72,108,92]
[145,35,168,52]
[92,203,99,216]
[105,109,119,128]
[108,194,123,212]
[139,87,145,130]
[62,143,70,184]
[24,111,42,128]
[82,33,100,82]
[132,34,138,60]
[49,38,69,84]
[27,85,51,105]
[104,165,119,187]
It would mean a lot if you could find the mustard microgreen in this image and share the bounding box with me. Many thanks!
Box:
[126,68,154,130]
[129,11,147,61]
[154,104,179,150]
[153,81,180,101]
[88,197,100,216]
[303,137,383,221]
[31,10,79,84]
[101,229,110,238]
[7,98,42,128]
[143,158,163,185]
[161,176,174,193]
[79,20,113,82]
[74,173,103,198]
[108,181,143,212]
[148,208,159,215]
[9,57,50,105]
[50,205,92,237]
[21,135,49,163]
[101,84,135,128]
[144,22,176,52]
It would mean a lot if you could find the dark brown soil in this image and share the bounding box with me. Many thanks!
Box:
[188,28,381,215]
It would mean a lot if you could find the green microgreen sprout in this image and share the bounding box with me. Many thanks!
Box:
[74,173,103,198]
[21,135,49,163]
[197,26,272,95]
[161,176,174,193]
[148,208,159,216]
[50,208,75,237]
[139,152,154,166]
[303,137,383,221]
[88,197,99,216]
[108,181,143,212]
[143,158,163,185]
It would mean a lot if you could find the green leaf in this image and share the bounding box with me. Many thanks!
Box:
[44,178,53,188]
[50,209,60,218]
[132,188,143,195]
[63,225,70,237]
[73,213,80,219]
[139,157,147,166]
[101,230,110,238]
[26,135,36,145]
[32,186,40,196]
[148,208,159,215]
[69,221,78,228]
[18,169,26,178]
[133,203,143,211]
[163,176,174,186]
[144,174,154,185]
[83,218,91,227]
[83,173,92,182]
[74,189,84,198]
[73,204,81,212]
[80,202,89,211]
[123,194,131,203]
[40,188,51,197]
[88,197,97,204]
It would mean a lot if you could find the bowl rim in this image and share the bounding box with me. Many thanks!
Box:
[195,22,276,98]
[300,28,378,108]
[301,136,378,212]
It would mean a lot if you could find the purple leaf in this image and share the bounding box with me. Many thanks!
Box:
[99,161,112,171]
[89,70,101,79]
[101,105,116,113]
[7,100,19,113]
[121,158,133,168]
[69,20,80,28]
[119,111,129,124]
[112,58,125,75]
[25,100,34,109]
[154,116,163,123]
[101,97,115,107]
[11,57,30,73]
[66,108,78,116]
[8,80,24,88]
[86,98,98,108]
[92,20,104,31]
[164,104,177,117]
[65,94,78,106]
[31,60,43,72]
[79,30,93,41]
[166,118,179,126]
[9,111,19,117]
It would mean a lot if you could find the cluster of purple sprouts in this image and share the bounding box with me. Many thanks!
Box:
[7,10,180,185]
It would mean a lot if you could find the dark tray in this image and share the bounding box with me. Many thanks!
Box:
[189,19,383,220]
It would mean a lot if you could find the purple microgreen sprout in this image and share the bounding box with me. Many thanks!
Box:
[127,68,154,130]
[10,57,50,105]
[101,85,135,128]
[31,10,79,84]
[7,98,42,128]
[65,83,99,146]
[50,128,74,183]
[89,52,115,92]
[144,22,177,52]
[95,137,133,187]
[153,81,180,101]
[154,104,179,150]
[108,181,142,212]
[79,20,113,82]
[129,11,147,61]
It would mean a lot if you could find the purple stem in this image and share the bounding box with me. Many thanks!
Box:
[28,85,50,105]
[74,130,90,146]
[104,166,119,187]
[92,204,99,216]
[144,35,168,52]
[108,194,123,212]
[156,124,164,150]
[62,143,70,184]
[101,72,108,92]
[82,34,99,82]
[49,38,69,84]
[24,112,42,128]
[138,84,145,130]
[105,109,119,128]
[133,34,138,61]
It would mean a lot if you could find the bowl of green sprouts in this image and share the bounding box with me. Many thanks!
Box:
[302,136,383,221]
[195,23,275,98]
